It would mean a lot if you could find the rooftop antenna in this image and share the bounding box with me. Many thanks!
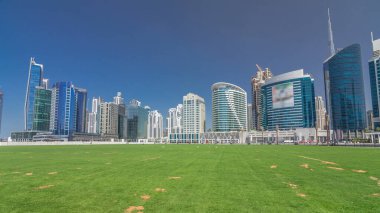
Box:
[328,8,336,56]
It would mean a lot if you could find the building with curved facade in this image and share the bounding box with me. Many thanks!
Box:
[261,69,315,131]
[212,82,247,132]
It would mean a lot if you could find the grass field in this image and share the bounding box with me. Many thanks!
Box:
[0,145,379,212]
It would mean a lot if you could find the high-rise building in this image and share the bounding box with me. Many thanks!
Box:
[261,69,316,130]
[247,104,253,131]
[212,82,247,132]
[24,57,43,130]
[0,90,3,134]
[87,97,103,134]
[99,102,119,137]
[369,33,380,129]
[323,10,366,140]
[147,110,164,139]
[50,82,76,136]
[251,65,272,130]
[32,87,52,131]
[167,104,183,135]
[74,88,87,133]
[315,96,327,130]
[114,92,127,139]
[367,110,374,130]
[182,93,206,142]
[127,99,149,140]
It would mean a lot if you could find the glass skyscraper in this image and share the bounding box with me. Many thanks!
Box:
[261,69,316,131]
[74,88,87,133]
[212,82,247,132]
[24,57,43,130]
[50,82,76,136]
[324,44,366,137]
[127,100,149,140]
[369,34,380,129]
[32,87,52,131]
[0,90,3,134]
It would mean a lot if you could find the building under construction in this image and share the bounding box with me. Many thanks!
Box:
[251,65,272,130]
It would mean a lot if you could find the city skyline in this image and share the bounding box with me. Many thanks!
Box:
[1,1,379,138]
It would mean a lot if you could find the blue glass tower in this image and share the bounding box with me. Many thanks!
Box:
[127,100,149,140]
[369,34,380,129]
[323,44,366,136]
[24,58,43,130]
[261,69,316,130]
[50,82,76,136]
[75,88,87,133]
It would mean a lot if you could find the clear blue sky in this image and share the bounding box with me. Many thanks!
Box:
[0,0,379,138]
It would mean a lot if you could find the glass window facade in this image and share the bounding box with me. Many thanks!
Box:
[127,102,149,140]
[32,87,51,131]
[324,44,366,132]
[369,57,380,129]
[75,88,87,133]
[25,59,43,130]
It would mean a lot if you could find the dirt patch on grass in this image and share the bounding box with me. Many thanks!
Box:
[155,188,166,192]
[371,193,380,197]
[327,166,344,171]
[168,176,181,180]
[48,172,57,175]
[270,165,277,169]
[287,183,298,189]
[352,169,367,173]
[125,206,144,213]
[300,164,309,169]
[35,185,54,190]
[297,193,307,198]
[140,195,151,201]
[369,176,378,181]
[25,172,33,176]
[299,156,338,165]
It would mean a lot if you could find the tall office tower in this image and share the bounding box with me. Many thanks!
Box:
[182,93,206,141]
[261,69,316,130]
[24,57,43,130]
[50,82,76,136]
[42,78,49,89]
[315,96,327,130]
[99,102,119,137]
[323,10,366,139]
[369,33,380,129]
[212,82,247,132]
[251,64,272,130]
[87,97,103,133]
[147,110,164,139]
[32,87,52,131]
[0,90,3,134]
[114,92,127,139]
[127,99,149,140]
[167,104,183,135]
[74,88,87,133]
[247,104,253,131]
[367,110,374,130]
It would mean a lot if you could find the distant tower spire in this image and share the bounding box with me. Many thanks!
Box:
[328,8,336,56]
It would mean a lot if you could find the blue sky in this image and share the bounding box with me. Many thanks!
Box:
[0,0,379,138]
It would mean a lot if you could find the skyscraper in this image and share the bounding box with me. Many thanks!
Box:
[261,69,316,130]
[50,82,76,136]
[212,82,247,132]
[0,90,3,134]
[251,64,272,130]
[167,104,183,135]
[323,11,366,139]
[182,93,206,142]
[99,102,119,137]
[87,97,103,134]
[315,96,327,130]
[127,99,149,140]
[147,110,164,139]
[114,92,127,139]
[32,87,52,131]
[24,57,43,130]
[369,33,380,129]
[74,87,87,133]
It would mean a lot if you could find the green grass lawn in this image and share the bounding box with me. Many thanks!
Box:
[0,145,379,212]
